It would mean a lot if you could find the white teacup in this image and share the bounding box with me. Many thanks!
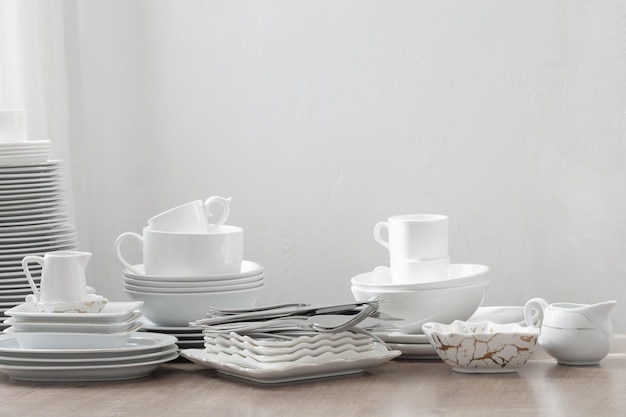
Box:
[373,214,448,260]
[373,257,450,285]
[147,196,232,234]
[115,226,244,276]
[0,109,27,143]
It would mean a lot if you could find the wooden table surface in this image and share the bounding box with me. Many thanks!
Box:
[2,336,624,417]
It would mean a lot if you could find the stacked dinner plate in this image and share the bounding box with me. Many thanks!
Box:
[0,301,179,381]
[0,141,52,165]
[181,331,401,384]
[0,159,79,326]
[123,260,264,346]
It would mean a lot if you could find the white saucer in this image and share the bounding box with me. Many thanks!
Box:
[124,260,264,281]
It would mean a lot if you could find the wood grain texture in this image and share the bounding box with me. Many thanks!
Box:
[2,337,625,417]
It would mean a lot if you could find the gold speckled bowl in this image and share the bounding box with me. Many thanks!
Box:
[422,320,540,373]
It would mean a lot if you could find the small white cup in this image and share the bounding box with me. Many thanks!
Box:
[147,196,231,234]
[373,257,450,285]
[0,109,27,143]
[115,226,243,276]
[373,214,448,260]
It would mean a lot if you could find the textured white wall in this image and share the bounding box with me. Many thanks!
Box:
[62,1,626,329]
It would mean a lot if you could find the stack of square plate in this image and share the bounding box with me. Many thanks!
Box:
[180,331,401,384]
[0,160,78,326]
[0,301,178,381]
[0,141,52,165]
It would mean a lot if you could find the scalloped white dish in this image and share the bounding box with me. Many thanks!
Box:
[181,346,400,384]
[422,320,540,373]
[208,331,374,350]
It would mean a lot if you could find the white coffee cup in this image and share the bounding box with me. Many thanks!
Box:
[115,226,243,276]
[0,109,27,143]
[147,196,231,234]
[373,257,450,285]
[373,214,448,260]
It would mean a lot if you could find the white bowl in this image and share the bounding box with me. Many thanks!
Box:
[125,286,263,327]
[422,320,540,373]
[351,281,489,334]
[351,264,489,291]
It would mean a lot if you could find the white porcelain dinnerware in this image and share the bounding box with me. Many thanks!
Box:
[125,286,263,327]
[351,281,489,334]
[22,250,107,312]
[147,196,231,233]
[4,301,143,323]
[123,272,263,288]
[115,226,244,276]
[422,320,540,373]
[124,279,264,294]
[352,264,489,291]
[4,311,143,333]
[0,332,178,381]
[524,298,616,365]
[4,321,144,349]
[182,330,401,384]
[123,260,263,282]
[373,214,449,261]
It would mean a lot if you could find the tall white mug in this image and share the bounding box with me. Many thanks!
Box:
[373,214,448,260]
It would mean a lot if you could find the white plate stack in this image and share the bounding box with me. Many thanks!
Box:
[0,301,179,381]
[0,111,79,327]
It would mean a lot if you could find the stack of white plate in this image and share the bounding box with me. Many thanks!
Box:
[0,160,78,326]
[180,331,401,384]
[0,301,178,381]
[0,141,52,165]
[123,260,265,328]
[139,318,204,349]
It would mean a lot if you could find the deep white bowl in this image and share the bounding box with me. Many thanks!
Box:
[422,320,540,373]
[351,280,489,334]
[125,286,263,327]
[351,264,489,291]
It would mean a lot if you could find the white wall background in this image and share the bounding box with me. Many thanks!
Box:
[3,1,626,330]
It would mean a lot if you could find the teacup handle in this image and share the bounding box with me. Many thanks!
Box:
[204,196,232,231]
[524,297,548,328]
[373,221,390,250]
[114,232,143,274]
[22,255,44,301]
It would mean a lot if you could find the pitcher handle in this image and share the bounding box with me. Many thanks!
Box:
[22,255,44,301]
[524,297,548,328]
[373,221,390,250]
[114,232,143,274]
[204,196,232,231]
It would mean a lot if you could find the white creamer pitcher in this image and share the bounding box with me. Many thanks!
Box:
[22,251,106,313]
[524,297,616,365]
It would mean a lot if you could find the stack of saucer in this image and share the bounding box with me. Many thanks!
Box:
[0,301,179,381]
[0,110,78,325]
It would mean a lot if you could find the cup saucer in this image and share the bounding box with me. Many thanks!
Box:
[123,260,264,281]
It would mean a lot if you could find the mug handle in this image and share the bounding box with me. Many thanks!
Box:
[114,232,143,274]
[204,196,232,231]
[524,297,548,328]
[373,221,390,250]
[22,255,44,301]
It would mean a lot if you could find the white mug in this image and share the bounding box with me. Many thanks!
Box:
[373,214,448,260]
[22,251,91,304]
[115,226,243,276]
[0,109,27,143]
[147,196,232,234]
[373,257,450,285]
